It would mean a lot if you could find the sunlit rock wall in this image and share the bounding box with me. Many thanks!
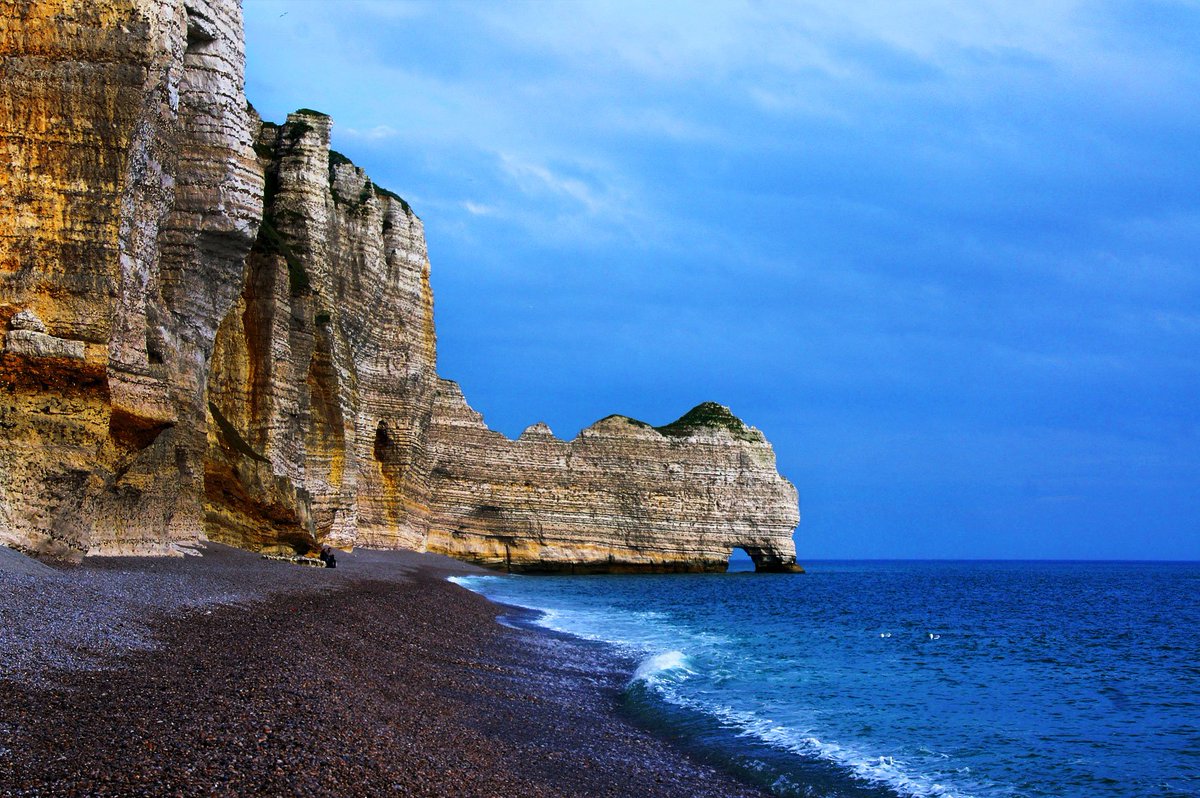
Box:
[202,113,799,571]
[0,0,800,571]
[0,0,260,557]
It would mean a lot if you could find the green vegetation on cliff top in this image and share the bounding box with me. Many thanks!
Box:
[326,150,417,218]
[254,118,418,276]
[594,403,760,441]
[284,120,313,145]
[597,414,652,429]
[655,402,760,441]
[373,184,416,218]
[259,120,418,220]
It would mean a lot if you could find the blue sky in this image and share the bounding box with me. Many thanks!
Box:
[242,1,1200,560]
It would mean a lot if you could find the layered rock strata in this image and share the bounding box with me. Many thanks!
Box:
[0,0,801,572]
[204,109,436,555]
[426,388,800,573]
[0,0,260,557]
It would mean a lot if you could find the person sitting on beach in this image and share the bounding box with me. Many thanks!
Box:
[319,545,337,569]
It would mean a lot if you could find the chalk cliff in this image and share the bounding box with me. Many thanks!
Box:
[0,0,260,557]
[204,109,437,556]
[0,0,801,572]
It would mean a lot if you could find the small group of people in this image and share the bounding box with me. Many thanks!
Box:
[318,544,337,569]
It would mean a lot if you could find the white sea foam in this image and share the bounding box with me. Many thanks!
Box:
[678,693,975,797]
[642,685,987,798]
[630,650,695,685]
[448,573,991,798]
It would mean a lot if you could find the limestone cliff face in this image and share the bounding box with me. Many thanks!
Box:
[1,0,801,572]
[0,0,260,557]
[199,112,799,571]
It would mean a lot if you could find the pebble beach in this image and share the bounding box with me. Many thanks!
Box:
[0,544,769,797]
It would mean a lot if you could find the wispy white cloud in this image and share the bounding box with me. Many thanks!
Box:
[341,124,400,141]
[473,1,1064,84]
[460,201,496,216]
[247,0,1196,258]
[596,107,725,143]
[497,153,606,214]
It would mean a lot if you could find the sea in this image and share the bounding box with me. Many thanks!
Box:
[451,560,1200,798]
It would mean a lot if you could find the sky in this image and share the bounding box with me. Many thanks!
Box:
[241,0,1200,560]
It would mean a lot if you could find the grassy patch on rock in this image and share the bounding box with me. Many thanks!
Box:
[373,184,416,218]
[597,414,652,429]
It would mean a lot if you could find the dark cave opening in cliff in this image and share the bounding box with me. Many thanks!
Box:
[728,547,756,573]
[373,421,392,462]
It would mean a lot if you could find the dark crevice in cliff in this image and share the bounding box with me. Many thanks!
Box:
[208,402,267,462]
[253,125,310,296]
[304,326,347,540]
[373,421,393,463]
[184,5,217,48]
[108,407,174,452]
[256,219,309,295]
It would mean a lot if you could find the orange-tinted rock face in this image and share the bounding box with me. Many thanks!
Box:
[0,0,260,557]
[1,1,800,571]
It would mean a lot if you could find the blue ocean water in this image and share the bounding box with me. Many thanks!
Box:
[452,561,1200,798]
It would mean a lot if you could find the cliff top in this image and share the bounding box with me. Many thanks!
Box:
[597,414,652,429]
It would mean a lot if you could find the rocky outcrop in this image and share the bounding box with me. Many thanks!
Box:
[0,0,801,572]
[425,387,800,572]
[0,0,260,557]
[204,109,437,555]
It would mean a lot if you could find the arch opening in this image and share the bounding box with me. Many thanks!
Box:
[727,546,756,573]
